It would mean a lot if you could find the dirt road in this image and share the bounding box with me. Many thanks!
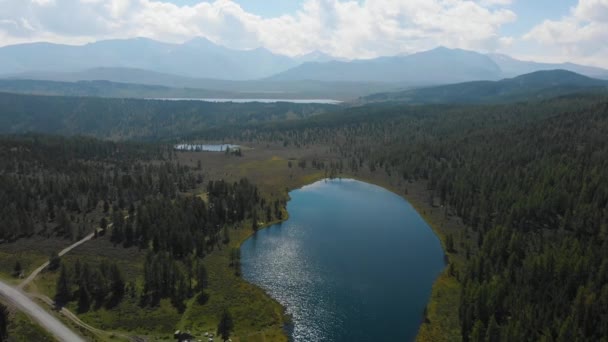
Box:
[0,280,85,341]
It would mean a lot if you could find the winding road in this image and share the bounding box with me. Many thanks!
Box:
[19,230,97,290]
[0,280,85,342]
[0,230,99,341]
[2,222,137,341]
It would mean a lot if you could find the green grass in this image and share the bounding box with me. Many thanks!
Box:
[26,239,176,337]
[26,224,289,341]
[182,223,289,341]
[0,246,59,286]
[416,272,461,342]
[77,298,181,336]
[5,309,56,342]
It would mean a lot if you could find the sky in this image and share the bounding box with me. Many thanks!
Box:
[0,0,607,68]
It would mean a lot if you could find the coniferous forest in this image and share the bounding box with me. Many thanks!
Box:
[2,2,608,341]
[201,94,608,341]
[0,92,607,341]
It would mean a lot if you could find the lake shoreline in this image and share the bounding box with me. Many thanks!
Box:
[147,98,343,104]
[342,174,463,341]
[240,175,446,341]
[230,173,327,340]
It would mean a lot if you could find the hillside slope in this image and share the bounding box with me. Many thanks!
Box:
[363,70,608,104]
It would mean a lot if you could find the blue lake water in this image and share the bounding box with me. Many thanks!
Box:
[150,98,342,104]
[241,179,445,342]
[174,144,239,152]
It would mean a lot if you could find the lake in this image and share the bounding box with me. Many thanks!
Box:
[150,98,342,104]
[241,179,445,341]
[174,144,239,152]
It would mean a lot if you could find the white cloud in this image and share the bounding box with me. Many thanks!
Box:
[479,0,513,6]
[0,0,517,59]
[574,0,608,21]
[31,0,55,6]
[523,0,608,67]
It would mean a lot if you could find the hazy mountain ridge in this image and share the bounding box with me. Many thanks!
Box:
[2,38,608,84]
[268,47,608,84]
[488,54,608,79]
[362,70,608,104]
[2,38,608,100]
[0,37,299,80]
[268,47,503,84]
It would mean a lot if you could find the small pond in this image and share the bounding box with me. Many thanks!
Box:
[174,144,240,152]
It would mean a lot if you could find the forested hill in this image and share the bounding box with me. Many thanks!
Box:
[1,79,607,340]
[0,79,237,99]
[0,92,336,140]
[363,70,608,105]
[207,94,608,341]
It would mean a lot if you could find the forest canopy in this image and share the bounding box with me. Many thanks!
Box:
[1,92,607,341]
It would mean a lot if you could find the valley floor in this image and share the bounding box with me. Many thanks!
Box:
[1,142,462,341]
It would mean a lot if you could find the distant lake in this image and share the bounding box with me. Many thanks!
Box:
[174,144,239,152]
[241,179,445,341]
[148,98,342,104]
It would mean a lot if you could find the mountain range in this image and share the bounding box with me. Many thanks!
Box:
[0,37,306,80]
[270,47,608,84]
[270,47,502,84]
[1,38,608,99]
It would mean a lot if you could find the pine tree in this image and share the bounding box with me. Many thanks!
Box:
[252,210,258,232]
[73,259,81,281]
[557,316,574,342]
[123,221,134,248]
[100,217,108,230]
[55,265,71,307]
[48,252,61,271]
[12,261,22,278]
[266,206,272,222]
[446,234,455,253]
[109,263,125,301]
[0,303,8,341]
[103,201,109,213]
[470,319,486,342]
[485,316,500,342]
[77,284,90,313]
[196,263,208,291]
[222,226,230,244]
[217,309,234,341]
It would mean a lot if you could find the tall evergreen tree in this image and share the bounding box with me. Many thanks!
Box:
[12,261,22,278]
[54,265,71,307]
[48,252,61,271]
[77,284,90,313]
[217,309,234,341]
[109,263,125,301]
[470,320,486,342]
[196,263,208,291]
[0,303,8,341]
[485,316,500,342]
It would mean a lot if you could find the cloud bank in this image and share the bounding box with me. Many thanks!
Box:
[0,0,606,67]
[524,0,608,68]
